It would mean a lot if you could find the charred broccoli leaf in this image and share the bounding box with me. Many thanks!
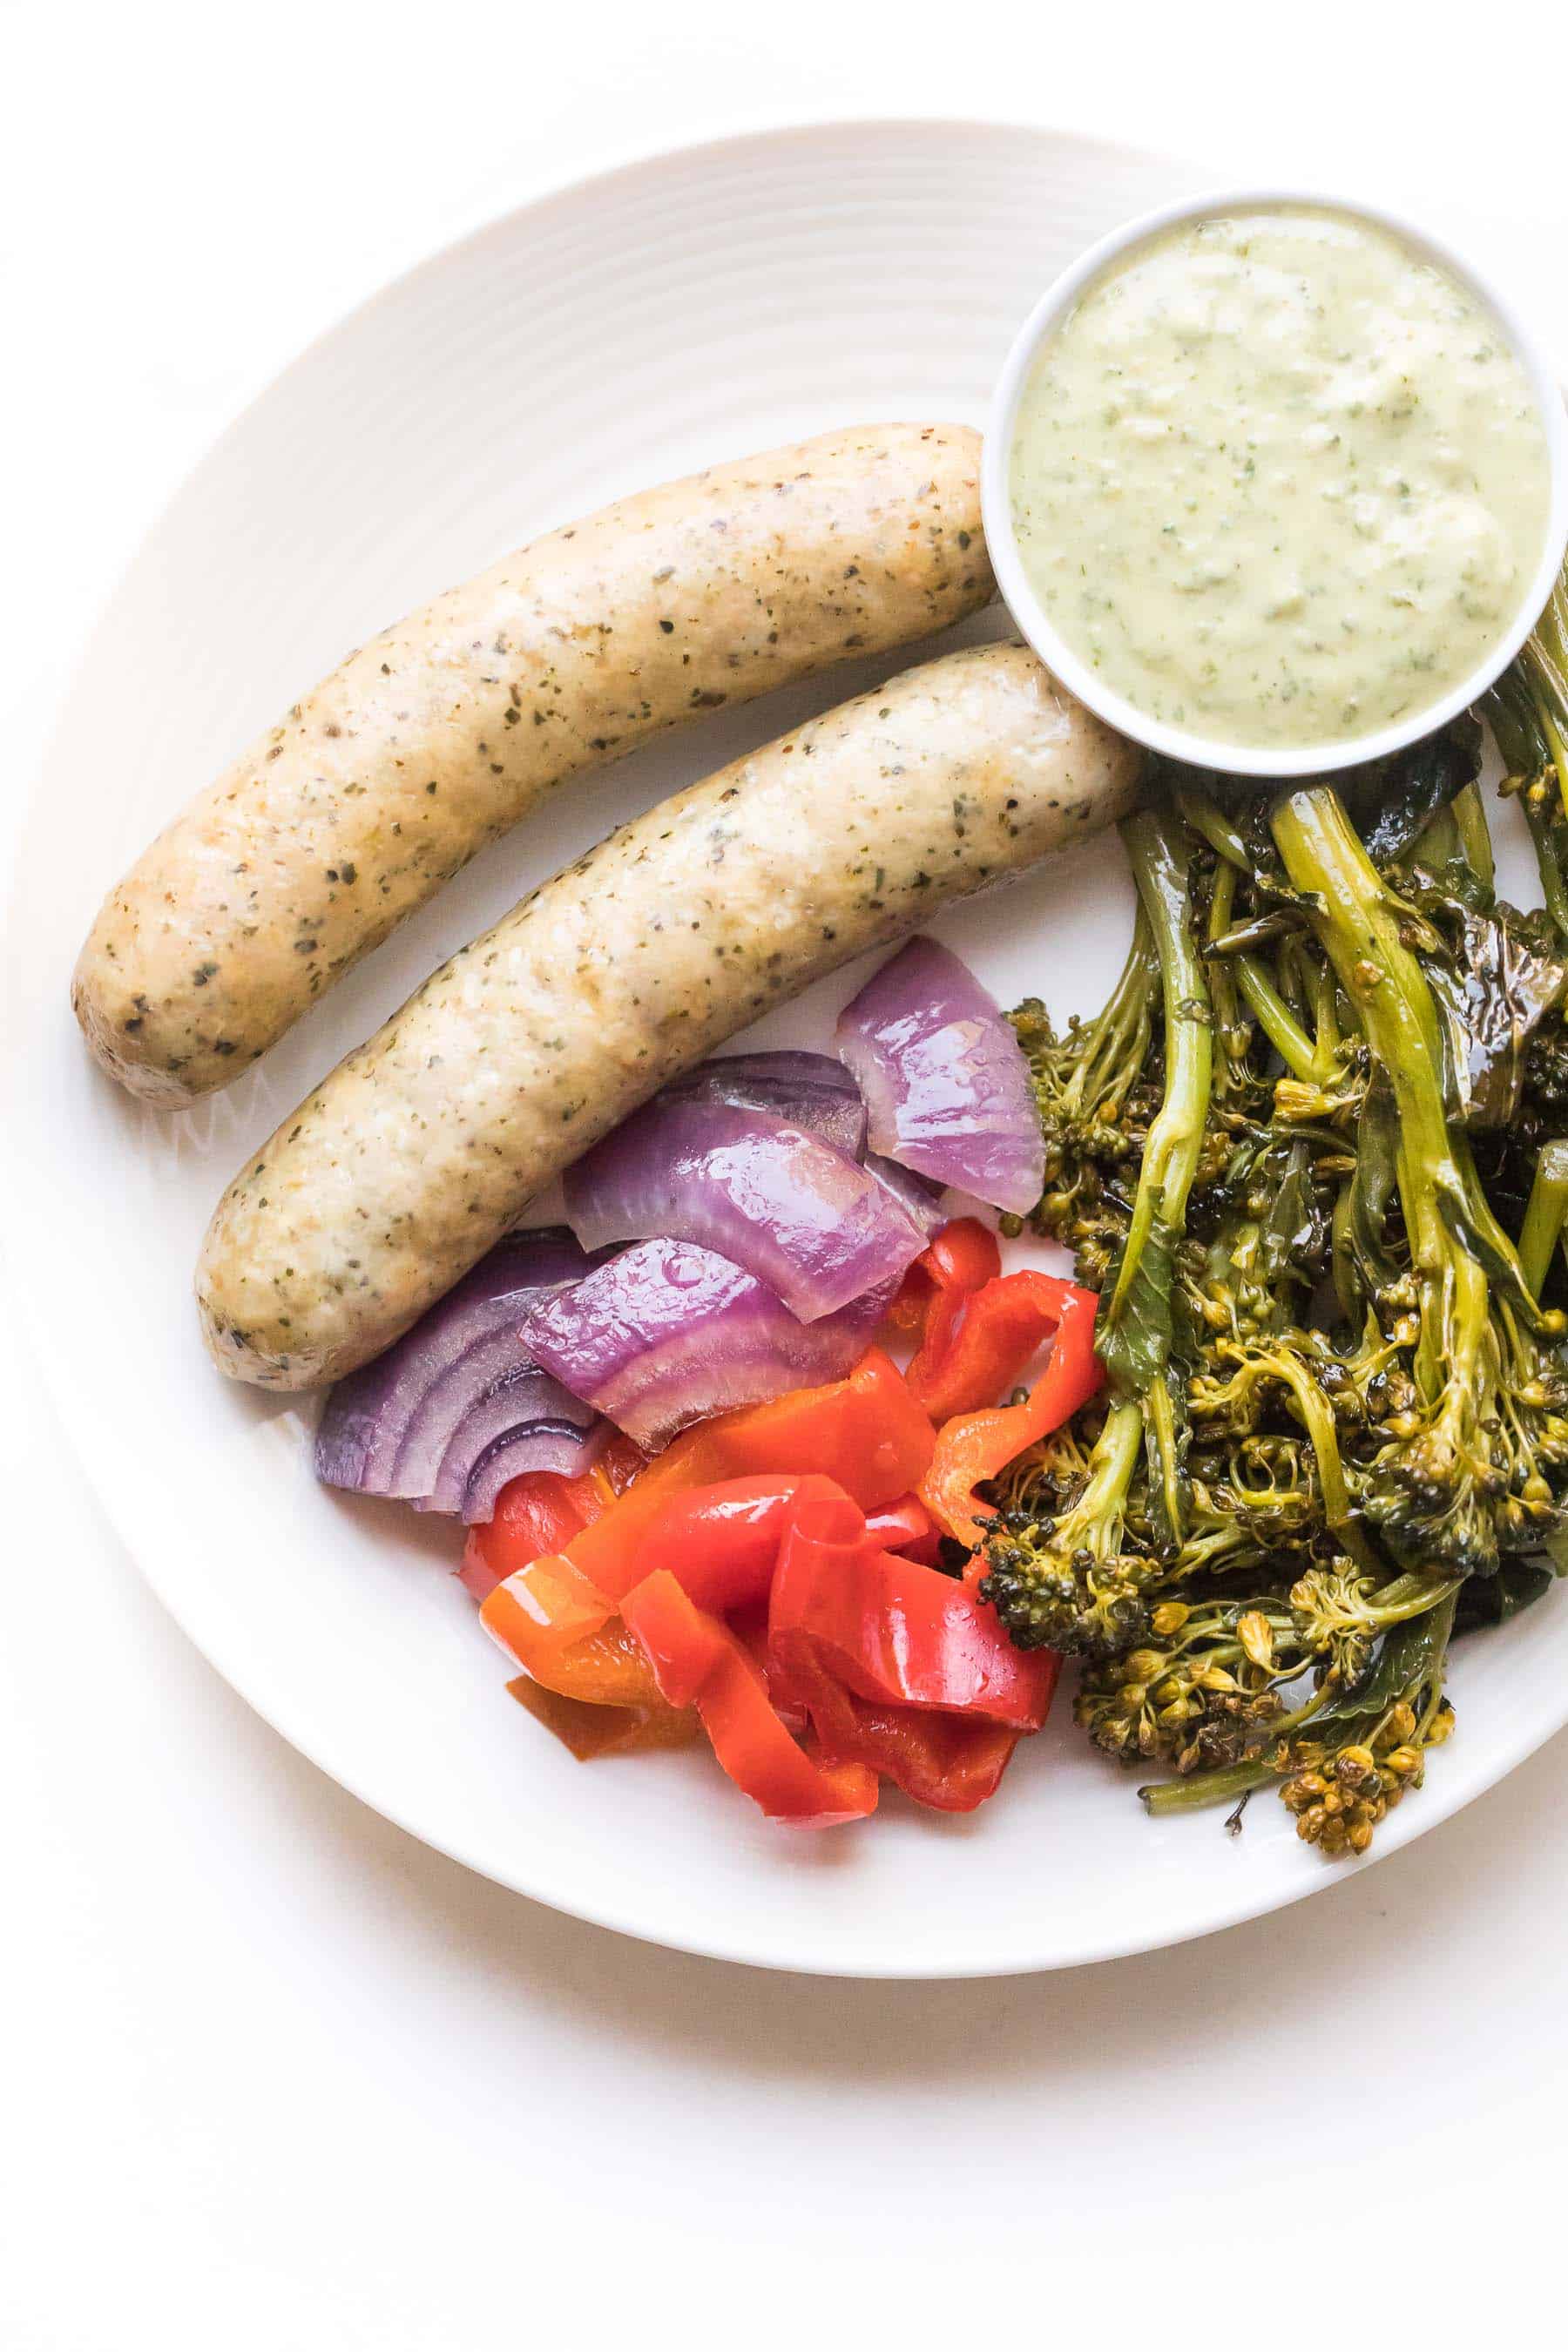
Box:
[1407,890,1568,1131]
[1157,711,1484,865]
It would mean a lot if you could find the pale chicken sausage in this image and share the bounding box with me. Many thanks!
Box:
[73,424,992,1104]
[197,642,1141,1389]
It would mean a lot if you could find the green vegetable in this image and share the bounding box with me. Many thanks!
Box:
[982,808,1214,1653]
[1486,560,1568,941]
[987,685,1568,1859]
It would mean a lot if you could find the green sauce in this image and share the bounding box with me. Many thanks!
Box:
[1010,206,1552,750]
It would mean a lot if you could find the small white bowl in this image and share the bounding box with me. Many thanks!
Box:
[983,187,1568,779]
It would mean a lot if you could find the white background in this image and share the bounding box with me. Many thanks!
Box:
[4,3,1567,2342]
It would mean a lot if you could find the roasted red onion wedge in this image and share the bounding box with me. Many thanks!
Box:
[835,937,1044,1215]
[422,1365,599,1517]
[562,1099,923,1321]
[664,1051,868,1159]
[520,1238,899,1450]
[864,1152,948,1235]
[459,1419,609,1525]
[314,1228,602,1515]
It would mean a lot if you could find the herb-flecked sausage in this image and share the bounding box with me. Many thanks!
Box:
[196,642,1141,1389]
[73,424,992,1104]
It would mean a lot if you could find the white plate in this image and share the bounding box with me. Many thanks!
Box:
[7,119,1565,1977]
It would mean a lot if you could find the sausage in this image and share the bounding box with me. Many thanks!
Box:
[72,423,992,1105]
[196,641,1141,1390]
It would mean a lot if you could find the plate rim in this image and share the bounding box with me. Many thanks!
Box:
[9,112,1563,1978]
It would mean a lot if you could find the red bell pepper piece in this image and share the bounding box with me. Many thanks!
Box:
[923,1282,1103,1549]
[472,1476,629,1683]
[517,1617,669,1708]
[627,1473,850,1614]
[767,1637,1024,1813]
[864,1492,942,1564]
[460,1470,590,1605]
[923,1219,1003,1294]
[882,1215,1002,1341]
[460,1440,646,1605]
[582,1432,652,1499]
[566,1348,934,1600]
[906,1267,1085,1423]
[476,1471,693,1737]
[506,1677,700,1760]
[769,1491,1055,1728]
[481,1551,617,1673]
[622,1571,878,1827]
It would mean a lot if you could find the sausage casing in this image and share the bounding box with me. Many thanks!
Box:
[73,424,991,1104]
[196,641,1141,1389]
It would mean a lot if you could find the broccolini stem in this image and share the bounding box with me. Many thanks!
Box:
[1270,788,1492,1416]
[1412,785,1494,900]
[1407,1589,1459,1740]
[1260,1345,1381,1575]
[1368,1571,1464,1623]
[1139,1755,1279,1815]
[1309,951,1342,1066]
[1144,1375,1184,1540]
[1026,903,1158,1132]
[1519,1139,1568,1301]
[1110,808,1213,1332]
[1078,1397,1146,1531]
[1527,805,1568,942]
[1330,1177,1357,1325]
[1488,564,1568,936]
[1523,641,1568,825]
[1173,784,1249,870]
[1071,904,1158,1118]
[1450,780,1495,897]
[1233,954,1321,1081]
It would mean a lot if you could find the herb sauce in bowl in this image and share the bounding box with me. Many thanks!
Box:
[1003,204,1556,759]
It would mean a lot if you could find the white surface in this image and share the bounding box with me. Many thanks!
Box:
[17,114,1502,1982]
[5,3,1568,2340]
[983,183,1568,777]
[10,114,1567,1979]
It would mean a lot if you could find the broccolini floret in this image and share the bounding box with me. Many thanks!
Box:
[982,807,1214,1655]
[984,645,1568,1858]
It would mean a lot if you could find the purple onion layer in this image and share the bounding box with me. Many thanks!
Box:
[835,936,1044,1215]
[663,1051,868,1159]
[314,1227,605,1517]
[562,1098,923,1321]
[520,1238,898,1451]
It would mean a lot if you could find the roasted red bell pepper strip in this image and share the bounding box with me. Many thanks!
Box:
[481,1550,620,1676]
[770,1491,1055,1727]
[485,1562,700,1747]
[727,1601,809,1734]
[922,1283,1103,1548]
[906,1267,1084,1422]
[622,1570,878,1827]
[506,1677,700,1760]
[627,1473,850,1613]
[882,1216,1002,1340]
[460,1470,591,1605]
[566,1348,934,1600]
[767,1637,1024,1813]
[476,1463,693,1734]
[580,1431,651,1500]
[518,1617,670,1707]
[461,1439,646,1605]
[864,1492,942,1564]
[923,1219,1003,1294]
